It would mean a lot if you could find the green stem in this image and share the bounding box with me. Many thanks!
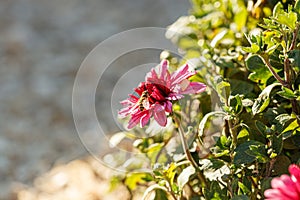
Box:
[284,57,291,87]
[289,23,299,51]
[167,185,177,200]
[228,120,237,148]
[173,116,207,187]
[284,56,299,114]
[266,158,276,177]
[286,24,300,114]
[155,131,175,163]
[260,54,287,86]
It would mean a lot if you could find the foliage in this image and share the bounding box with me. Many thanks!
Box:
[105,0,300,199]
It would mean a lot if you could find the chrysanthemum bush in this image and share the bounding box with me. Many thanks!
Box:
[105,0,300,199]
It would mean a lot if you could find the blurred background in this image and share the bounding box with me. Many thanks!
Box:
[0,0,190,199]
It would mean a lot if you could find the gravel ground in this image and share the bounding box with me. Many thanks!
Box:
[0,0,190,199]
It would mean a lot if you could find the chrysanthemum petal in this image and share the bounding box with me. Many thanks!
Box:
[289,164,300,181]
[127,111,146,129]
[159,60,168,80]
[153,104,167,127]
[289,164,300,194]
[118,106,132,118]
[271,175,299,199]
[127,117,140,129]
[166,93,184,100]
[164,101,172,113]
[151,85,166,101]
[264,189,285,200]
[179,82,207,95]
[170,64,195,86]
[140,111,151,127]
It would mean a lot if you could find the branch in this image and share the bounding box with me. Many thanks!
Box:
[289,23,300,51]
[259,54,287,86]
[173,116,207,187]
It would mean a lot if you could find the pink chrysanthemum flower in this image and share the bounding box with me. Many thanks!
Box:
[118,60,206,129]
[264,164,300,200]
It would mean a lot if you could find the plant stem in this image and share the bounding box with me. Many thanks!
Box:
[289,23,299,51]
[284,57,291,87]
[286,24,300,114]
[266,158,276,177]
[283,56,299,114]
[228,120,237,148]
[260,54,287,86]
[173,116,207,187]
[155,131,175,163]
[167,186,177,200]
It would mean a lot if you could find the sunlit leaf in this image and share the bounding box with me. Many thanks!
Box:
[234,6,247,31]
[216,79,231,104]
[210,29,228,48]
[242,43,260,53]
[125,172,153,190]
[282,119,300,134]
[109,132,127,147]
[245,55,273,88]
[198,111,226,137]
[177,166,195,190]
[142,184,168,200]
[277,86,297,99]
[252,83,281,115]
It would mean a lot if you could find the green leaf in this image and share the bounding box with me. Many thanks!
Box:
[295,0,300,14]
[232,195,250,200]
[234,141,267,165]
[273,2,284,17]
[242,43,260,53]
[164,163,177,186]
[237,128,250,144]
[282,119,300,134]
[198,111,227,137]
[277,11,298,30]
[234,6,247,31]
[142,184,168,200]
[273,2,297,30]
[272,155,291,175]
[245,55,273,88]
[199,158,226,171]
[199,159,229,181]
[238,181,251,195]
[252,83,281,115]
[289,50,300,73]
[146,143,164,153]
[230,80,254,96]
[278,87,297,99]
[255,120,269,136]
[154,189,169,200]
[177,166,195,190]
[274,114,294,132]
[246,144,269,163]
[271,134,283,155]
[229,95,243,115]
[266,44,279,55]
[125,172,153,190]
[204,181,228,200]
[216,79,231,104]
